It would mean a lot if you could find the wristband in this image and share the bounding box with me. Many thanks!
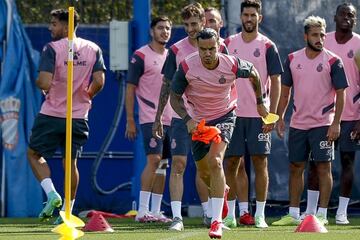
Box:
[183,114,192,123]
[256,97,264,105]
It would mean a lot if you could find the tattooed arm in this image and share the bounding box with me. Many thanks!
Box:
[152,77,171,139]
[248,67,268,118]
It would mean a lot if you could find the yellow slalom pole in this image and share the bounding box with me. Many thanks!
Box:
[65,6,74,221]
[52,8,84,239]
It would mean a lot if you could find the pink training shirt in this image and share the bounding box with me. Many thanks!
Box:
[40,37,105,119]
[171,52,253,122]
[324,31,360,121]
[127,45,172,125]
[162,37,229,119]
[225,32,283,117]
[282,48,348,130]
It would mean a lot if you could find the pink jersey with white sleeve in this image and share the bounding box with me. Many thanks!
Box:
[325,31,360,121]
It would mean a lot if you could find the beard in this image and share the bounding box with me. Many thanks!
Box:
[242,22,255,33]
[307,40,322,52]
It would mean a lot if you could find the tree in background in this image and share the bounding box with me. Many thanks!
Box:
[17,0,221,24]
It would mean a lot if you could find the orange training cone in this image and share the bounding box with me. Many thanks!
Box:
[295,215,328,233]
[83,213,114,232]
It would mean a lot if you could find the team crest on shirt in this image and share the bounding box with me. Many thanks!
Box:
[348,50,354,58]
[253,48,260,57]
[218,75,226,84]
[153,61,158,65]
[316,63,323,72]
[149,138,157,148]
[171,139,177,149]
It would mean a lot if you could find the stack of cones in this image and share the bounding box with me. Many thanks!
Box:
[83,213,114,232]
[295,215,328,233]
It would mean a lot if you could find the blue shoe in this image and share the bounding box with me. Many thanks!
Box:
[53,215,64,225]
[39,191,62,222]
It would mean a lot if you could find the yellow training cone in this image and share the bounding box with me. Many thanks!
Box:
[262,113,279,124]
[52,223,84,239]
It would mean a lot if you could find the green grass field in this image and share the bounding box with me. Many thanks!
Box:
[0,217,360,240]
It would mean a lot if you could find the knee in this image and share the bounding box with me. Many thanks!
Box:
[208,154,223,171]
[252,156,267,172]
[290,162,304,175]
[147,155,162,171]
[225,157,240,173]
[316,163,331,176]
[171,157,186,175]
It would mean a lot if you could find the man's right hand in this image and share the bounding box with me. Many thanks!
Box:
[152,120,164,139]
[125,119,137,141]
[276,118,286,139]
[186,119,198,134]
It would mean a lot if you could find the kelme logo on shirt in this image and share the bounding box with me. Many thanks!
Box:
[219,75,226,84]
[153,61,158,65]
[316,63,323,72]
[63,52,87,66]
[348,49,354,58]
[253,48,260,57]
[296,64,302,70]
[233,49,238,54]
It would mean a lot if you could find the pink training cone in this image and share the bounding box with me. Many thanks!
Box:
[295,215,328,233]
[83,213,114,232]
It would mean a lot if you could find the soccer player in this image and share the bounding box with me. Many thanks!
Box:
[223,0,283,228]
[125,16,173,223]
[205,7,224,41]
[272,15,348,226]
[153,3,227,231]
[302,3,360,225]
[194,6,226,226]
[27,9,106,223]
[170,27,268,239]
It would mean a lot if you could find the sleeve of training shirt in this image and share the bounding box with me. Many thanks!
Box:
[92,48,107,72]
[162,47,177,81]
[235,57,253,78]
[281,56,293,87]
[330,58,348,90]
[126,52,145,86]
[38,44,56,73]
[265,43,283,75]
[171,62,188,95]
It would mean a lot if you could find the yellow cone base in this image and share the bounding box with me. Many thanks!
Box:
[52,211,85,239]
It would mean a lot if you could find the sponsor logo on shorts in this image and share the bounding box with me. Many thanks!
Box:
[149,138,157,148]
[258,133,270,142]
[215,122,232,131]
[319,140,332,149]
[171,139,177,149]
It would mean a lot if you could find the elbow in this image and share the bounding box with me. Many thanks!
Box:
[36,79,50,91]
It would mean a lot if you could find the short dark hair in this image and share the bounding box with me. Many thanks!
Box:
[50,8,80,28]
[150,16,172,29]
[196,28,218,41]
[335,2,356,15]
[241,0,262,14]
[181,2,205,21]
